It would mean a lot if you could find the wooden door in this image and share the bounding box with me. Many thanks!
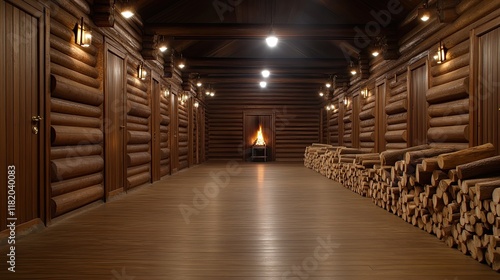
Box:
[105,48,126,198]
[1,0,46,231]
[472,21,500,154]
[375,81,387,152]
[409,60,429,146]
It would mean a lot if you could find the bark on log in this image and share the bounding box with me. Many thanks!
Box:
[380,144,430,166]
[51,173,103,197]
[385,99,408,115]
[360,118,375,128]
[427,125,469,143]
[430,114,469,127]
[422,157,439,172]
[404,147,458,165]
[51,112,101,128]
[51,126,103,146]
[359,132,375,142]
[51,155,104,181]
[51,185,103,217]
[386,143,408,150]
[50,19,74,42]
[475,180,500,201]
[426,77,469,104]
[51,75,103,106]
[385,130,407,143]
[127,131,151,145]
[460,176,500,194]
[428,98,469,117]
[456,155,500,180]
[126,152,151,167]
[437,143,496,169]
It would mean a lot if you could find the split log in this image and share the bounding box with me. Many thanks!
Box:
[456,155,500,180]
[51,98,101,117]
[51,173,103,197]
[160,115,170,125]
[127,144,149,153]
[127,122,149,132]
[380,144,430,166]
[437,143,496,169]
[161,148,171,159]
[431,52,469,77]
[50,155,104,181]
[427,125,469,143]
[430,114,469,127]
[127,84,148,100]
[51,185,104,217]
[385,130,407,143]
[432,66,469,87]
[127,92,148,106]
[404,147,457,165]
[387,123,407,131]
[493,188,500,203]
[51,125,103,146]
[128,115,149,125]
[416,165,432,184]
[385,99,408,115]
[426,77,469,104]
[126,152,151,167]
[127,164,149,177]
[50,34,96,67]
[428,98,469,117]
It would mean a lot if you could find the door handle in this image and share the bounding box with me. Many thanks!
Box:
[32,115,43,122]
[32,126,39,135]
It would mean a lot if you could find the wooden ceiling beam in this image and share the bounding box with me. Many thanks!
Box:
[187,67,344,75]
[199,77,328,84]
[184,57,347,68]
[145,23,361,39]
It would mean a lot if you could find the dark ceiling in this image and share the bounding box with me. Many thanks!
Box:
[132,0,423,94]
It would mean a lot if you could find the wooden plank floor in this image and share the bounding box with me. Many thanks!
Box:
[1,162,499,279]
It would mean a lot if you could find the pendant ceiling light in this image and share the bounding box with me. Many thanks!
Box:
[266,0,278,48]
[121,0,135,18]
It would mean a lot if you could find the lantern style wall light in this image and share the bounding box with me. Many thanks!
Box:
[178,53,186,69]
[418,1,431,22]
[194,101,199,108]
[73,17,92,47]
[162,84,171,98]
[361,88,369,98]
[434,40,447,64]
[137,62,147,80]
[349,61,358,76]
[121,0,135,18]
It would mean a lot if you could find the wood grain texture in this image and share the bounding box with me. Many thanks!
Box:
[0,162,499,279]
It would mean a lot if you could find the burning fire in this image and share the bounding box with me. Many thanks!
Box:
[254,126,266,146]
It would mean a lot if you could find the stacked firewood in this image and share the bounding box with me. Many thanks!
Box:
[304,143,500,271]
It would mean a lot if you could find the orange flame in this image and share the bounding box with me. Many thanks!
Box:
[255,126,266,146]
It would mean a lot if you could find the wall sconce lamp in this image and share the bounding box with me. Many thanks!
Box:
[205,85,215,97]
[342,96,350,106]
[121,0,135,18]
[137,62,147,80]
[349,61,358,76]
[325,75,332,88]
[318,87,324,97]
[433,40,447,64]
[194,101,199,108]
[418,1,431,22]
[177,53,186,69]
[73,17,92,47]
[162,84,171,98]
[196,76,203,87]
[325,103,336,111]
[361,88,369,98]
[157,35,168,52]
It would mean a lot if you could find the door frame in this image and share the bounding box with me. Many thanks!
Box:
[470,19,500,147]
[104,40,127,200]
[407,56,430,147]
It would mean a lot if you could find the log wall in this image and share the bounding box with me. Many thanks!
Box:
[207,91,320,161]
[178,97,189,170]
[327,0,499,153]
[49,1,104,218]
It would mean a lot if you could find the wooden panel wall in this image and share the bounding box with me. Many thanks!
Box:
[48,1,104,218]
[208,91,320,161]
[327,90,342,146]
